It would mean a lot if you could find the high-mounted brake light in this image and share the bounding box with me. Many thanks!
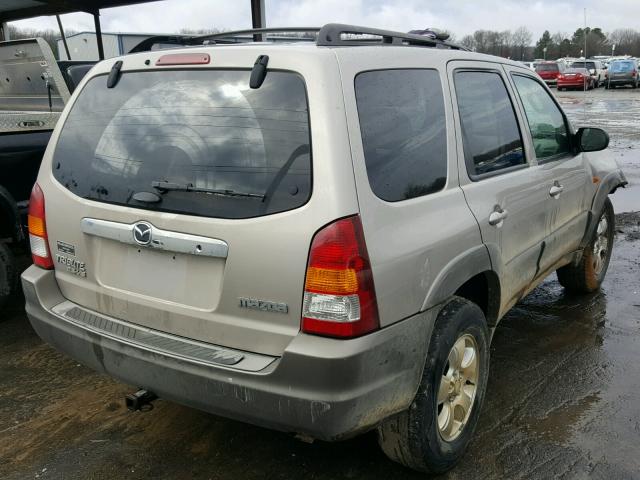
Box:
[156,53,210,66]
[302,216,379,339]
[28,183,53,269]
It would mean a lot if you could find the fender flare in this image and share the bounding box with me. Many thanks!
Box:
[0,186,22,242]
[421,244,499,323]
[579,168,627,251]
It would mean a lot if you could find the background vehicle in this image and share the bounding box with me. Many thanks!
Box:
[535,61,564,86]
[21,24,626,474]
[570,59,605,86]
[557,68,595,90]
[520,61,538,70]
[0,38,95,310]
[605,59,639,89]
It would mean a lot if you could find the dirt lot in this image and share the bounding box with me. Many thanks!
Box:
[1,88,639,480]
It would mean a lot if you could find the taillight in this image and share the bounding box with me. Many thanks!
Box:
[632,70,637,78]
[28,183,53,269]
[302,215,379,338]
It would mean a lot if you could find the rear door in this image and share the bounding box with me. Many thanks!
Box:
[506,69,590,269]
[448,62,549,313]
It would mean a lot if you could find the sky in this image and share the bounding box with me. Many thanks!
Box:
[11,0,640,41]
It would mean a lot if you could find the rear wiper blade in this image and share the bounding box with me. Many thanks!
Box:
[151,181,265,200]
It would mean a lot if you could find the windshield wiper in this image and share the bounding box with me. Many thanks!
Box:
[151,181,265,200]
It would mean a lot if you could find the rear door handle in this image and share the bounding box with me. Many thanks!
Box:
[488,207,508,227]
[549,183,564,199]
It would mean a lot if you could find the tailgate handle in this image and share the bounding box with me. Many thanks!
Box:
[80,218,228,259]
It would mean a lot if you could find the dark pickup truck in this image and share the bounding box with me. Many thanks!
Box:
[0,38,94,309]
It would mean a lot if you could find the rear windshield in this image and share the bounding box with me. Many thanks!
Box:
[536,64,559,72]
[52,70,311,219]
[570,62,595,70]
[610,61,634,72]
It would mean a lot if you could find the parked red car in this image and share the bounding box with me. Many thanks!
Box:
[535,61,563,86]
[557,68,595,91]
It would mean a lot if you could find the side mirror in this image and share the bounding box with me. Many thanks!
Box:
[575,127,609,152]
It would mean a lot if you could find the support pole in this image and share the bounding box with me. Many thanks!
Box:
[0,22,9,41]
[251,0,265,42]
[56,15,71,60]
[93,11,105,60]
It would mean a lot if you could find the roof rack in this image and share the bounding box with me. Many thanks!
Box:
[316,23,467,50]
[193,27,321,43]
[128,23,467,53]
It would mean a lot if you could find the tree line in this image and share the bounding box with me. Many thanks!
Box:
[459,26,640,60]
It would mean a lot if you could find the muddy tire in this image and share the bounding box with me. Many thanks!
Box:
[0,242,16,311]
[557,198,614,293]
[377,297,489,474]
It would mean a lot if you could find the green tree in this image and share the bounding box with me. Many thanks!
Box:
[534,30,553,59]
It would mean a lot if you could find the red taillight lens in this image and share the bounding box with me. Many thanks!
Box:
[302,215,379,339]
[632,70,637,77]
[28,183,53,269]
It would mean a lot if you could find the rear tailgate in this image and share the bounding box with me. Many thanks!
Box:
[37,46,358,357]
[0,38,69,133]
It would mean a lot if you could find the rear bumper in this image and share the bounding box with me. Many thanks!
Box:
[21,266,436,441]
[542,78,558,85]
[608,78,635,85]
[558,81,588,88]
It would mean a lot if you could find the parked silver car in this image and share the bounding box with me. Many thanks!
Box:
[22,24,627,474]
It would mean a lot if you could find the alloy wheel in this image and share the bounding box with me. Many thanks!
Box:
[437,334,479,442]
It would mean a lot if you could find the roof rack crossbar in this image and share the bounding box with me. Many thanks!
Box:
[316,23,467,50]
[192,27,321,43]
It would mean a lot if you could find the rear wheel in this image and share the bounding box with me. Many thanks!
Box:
[0,242,16,311]
[557,198,614,293]
[377,297,489,474]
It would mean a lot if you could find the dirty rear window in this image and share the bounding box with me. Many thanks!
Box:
[536,64,559,72]
[52,70,311,219]
[610,61,634,72]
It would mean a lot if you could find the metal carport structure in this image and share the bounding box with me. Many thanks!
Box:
[0,0,266,59]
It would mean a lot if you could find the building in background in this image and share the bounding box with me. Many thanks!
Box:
[57,32,164,60]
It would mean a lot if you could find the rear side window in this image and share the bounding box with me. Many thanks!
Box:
[355,69,447,202]
[52,70,311,219]
[454,71,525,177]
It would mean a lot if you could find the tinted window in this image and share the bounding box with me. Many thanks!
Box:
[512,75,571,160]
[454,71,525,176]
[354,69,447,202]
[571,61,595,70]
[536,64,559,72]
[52,70,311,219]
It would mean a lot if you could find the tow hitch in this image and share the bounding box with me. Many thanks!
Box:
[125,389,157,411]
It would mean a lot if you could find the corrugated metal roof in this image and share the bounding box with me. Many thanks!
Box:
[0,1,162,22]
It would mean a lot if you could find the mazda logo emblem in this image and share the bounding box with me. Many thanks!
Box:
[132,222,152,246]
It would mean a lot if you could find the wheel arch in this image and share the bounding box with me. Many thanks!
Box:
[579,169,627,251]
[422,245,500,325]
